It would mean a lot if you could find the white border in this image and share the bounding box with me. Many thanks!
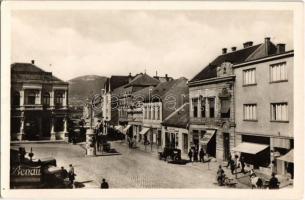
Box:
[1,1,304,199]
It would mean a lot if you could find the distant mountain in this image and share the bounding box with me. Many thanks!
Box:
[68,75,108,107]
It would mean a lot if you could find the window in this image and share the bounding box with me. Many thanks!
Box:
[152,106,155,120]
[192,98,198,118]
[270,62,287,82]
[54,91,63,106]
[244,104,257,120]
[148,106,151,120]
[208,98,215,118]
[201,98,206,118]
[220,99,230,118]
[243,68,256,85]
[42,92,50,106]
[271,103,288,121]
[25,90,36,105]
[157,106,160,120]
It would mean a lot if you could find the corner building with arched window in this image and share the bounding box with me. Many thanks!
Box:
[11,61,69,141]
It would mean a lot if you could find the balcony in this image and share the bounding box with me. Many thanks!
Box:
[20,104,43,111]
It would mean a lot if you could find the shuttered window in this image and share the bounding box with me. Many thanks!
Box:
[270,62,287,82]
[244,104,257,120]
[243,68,256,85]
[271,103,288,121]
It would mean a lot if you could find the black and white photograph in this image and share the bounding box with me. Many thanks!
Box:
[1,1,304,199]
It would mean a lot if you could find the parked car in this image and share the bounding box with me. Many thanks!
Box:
[159,147,181,162]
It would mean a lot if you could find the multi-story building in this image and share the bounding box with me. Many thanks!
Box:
[141,77,188,151]
[116,73,160,134]
[161,103,190,155]
[11,61,69,141]
[188,42,261,161]
[102,75,131,133]
[233,38,294,177]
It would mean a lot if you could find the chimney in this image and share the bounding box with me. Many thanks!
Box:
[264,37,271,56]
[276,43,286,54]
[243,41,253,48]
[222,48,227,54]
[31,60,35,64]
[231,47,237,52]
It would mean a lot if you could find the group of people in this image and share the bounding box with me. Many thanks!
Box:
[188,147,206,163]
[60,164,76,187]
[226,154,246,175]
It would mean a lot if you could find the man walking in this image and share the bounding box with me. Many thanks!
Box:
[199,148,205,163]
[269,173,280,189]
[239,155,246,173]
[68,164,76,187]
[188,148,193,162]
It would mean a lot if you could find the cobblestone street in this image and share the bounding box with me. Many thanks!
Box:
[12,142,249,189]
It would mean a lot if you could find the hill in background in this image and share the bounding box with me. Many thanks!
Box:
[68,75,107,107]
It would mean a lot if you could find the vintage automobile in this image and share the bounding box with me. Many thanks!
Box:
[159,147,181,162]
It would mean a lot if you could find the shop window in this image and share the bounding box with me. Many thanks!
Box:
[271,102,288,121]
[270,62,287,82]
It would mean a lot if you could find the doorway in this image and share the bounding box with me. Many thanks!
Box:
[223,132,230,161]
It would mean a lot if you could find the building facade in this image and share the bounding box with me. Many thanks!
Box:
[161,103,190,155]
[188,42,262,160]
[11,61,69,141]
[233,41,294,176]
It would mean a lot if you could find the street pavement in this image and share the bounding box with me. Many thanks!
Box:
[11,141,249,189]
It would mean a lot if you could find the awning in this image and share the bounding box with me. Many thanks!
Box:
[123,125,132,134]
[199,129,216,146]
[277,149,293,163]
[139,127,150,135]
[232,142,269,155]
[114,125,123,133]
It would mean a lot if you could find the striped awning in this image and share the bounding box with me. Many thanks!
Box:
[139,127,150,135]
[200,129,216,146]
[123,125,132,134]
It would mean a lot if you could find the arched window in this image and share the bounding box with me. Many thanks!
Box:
[54,91,64,106]
[25,90,36,105]
[43,92,50,106]
[12,91,20,106]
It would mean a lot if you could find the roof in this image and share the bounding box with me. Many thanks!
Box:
[124,73,160,88]
[105,75,130,92]
[190,44,261,82]
[11,63,67,84]
[245,41,277,61]
[132,86,154,100]
[162,103,189,128]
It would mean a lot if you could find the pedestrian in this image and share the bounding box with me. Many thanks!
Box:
[68,164,76,186]
[193,148,198,162]
[269,172,280,189]
[188,149,193,162]
[61,166,68,179]
[239,155,246,173]
[217,165,225,186]
[226,154,232,168]
[199,148,205,163]
[229,158,236,175]
[100,178,109,189]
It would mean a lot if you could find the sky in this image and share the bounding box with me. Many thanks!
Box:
[11,10,293,81]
